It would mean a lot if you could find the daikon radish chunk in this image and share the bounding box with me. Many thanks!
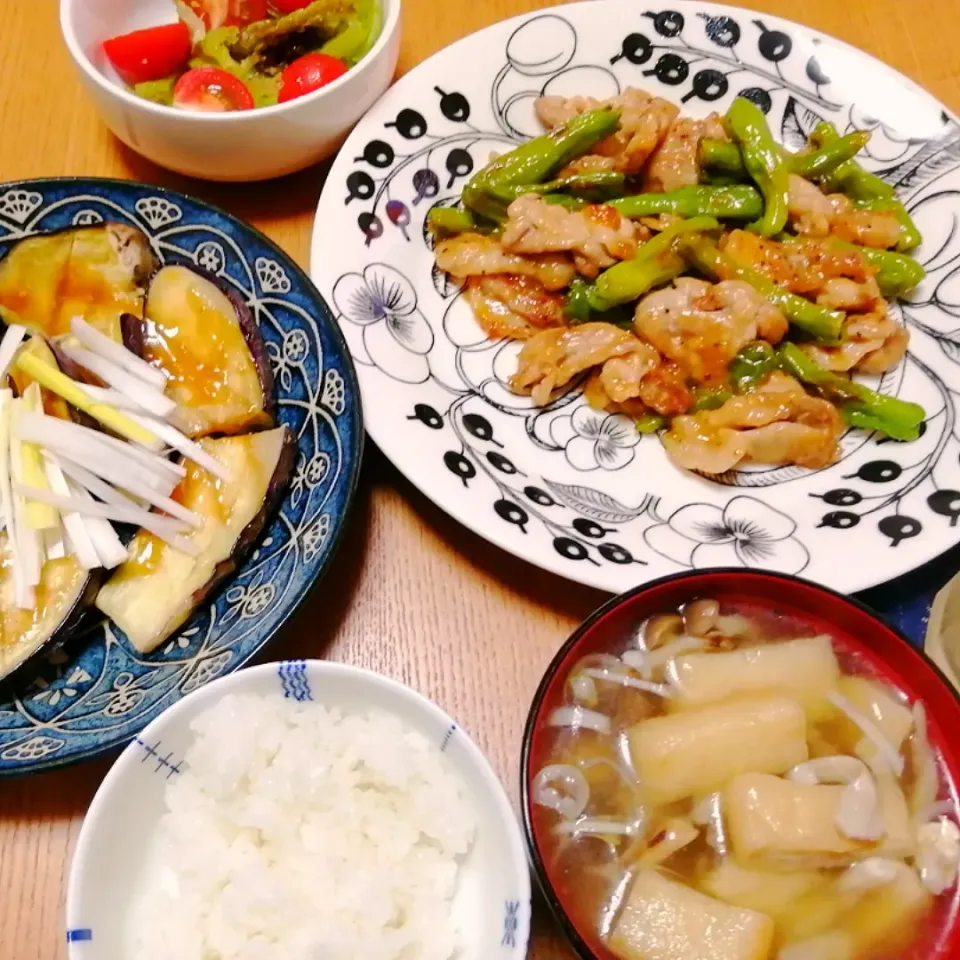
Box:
[873,774,915,859]
[840,862,930,957]
[669,635,839,711]
[698,860,823,917]
[780,858,927,949]
[627,695,808,805]
[608,868,774,960]
[835,676,913,768]
[723,772,915,869]
[779,933,853,960]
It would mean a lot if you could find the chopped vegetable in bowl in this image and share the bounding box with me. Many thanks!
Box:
[430,92,927,476]
[102,0,382,111]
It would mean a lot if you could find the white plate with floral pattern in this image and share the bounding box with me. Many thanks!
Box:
[311,0,960,594]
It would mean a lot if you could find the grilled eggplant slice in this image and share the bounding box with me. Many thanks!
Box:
[95,426,295,653]
[0,224,156,341]
[143,265,276,438]
[0,536,98,681]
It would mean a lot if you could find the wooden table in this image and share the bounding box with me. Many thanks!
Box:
[1,1,959,957]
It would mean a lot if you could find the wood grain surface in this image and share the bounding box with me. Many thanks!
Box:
[1,1,959,958]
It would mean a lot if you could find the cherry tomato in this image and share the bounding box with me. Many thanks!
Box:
[103,22,192,86]
[184,0,267,28]
[228,0,268,23]
[278,53,348,103]
[271,0,314,11]
[173,67,256,112]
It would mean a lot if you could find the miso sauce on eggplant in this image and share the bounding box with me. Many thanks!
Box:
[96,426,295,653]
[529,601,960,960]
[143,265,275,438]
[0,535,94,680]
[0,225,156,341]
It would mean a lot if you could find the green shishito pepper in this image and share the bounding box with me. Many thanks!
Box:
[812,122,894,201]
[427,175,619,237]
[813,122,921,251]
[635,414,667,434]
[729,341,778,393]
[493,171,626,204]
[831,239,925,297]
[856,243,925,295]
[698,140,748,176]
[725,97,790,236]
[680,235,844,342]
[609,185,763,221]
[699,130,871,181]
[566,216,721,319]
[803,122,919,252]
[778,342,925,440]
[691,385,733,411]
[543,194,587,211]
[427,207,484,238]
[855,198,923,253]
[461,107,621,221]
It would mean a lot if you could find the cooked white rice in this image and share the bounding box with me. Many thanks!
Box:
[129,693,476,960]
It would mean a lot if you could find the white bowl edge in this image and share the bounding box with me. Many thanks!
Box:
[65,660,532,960]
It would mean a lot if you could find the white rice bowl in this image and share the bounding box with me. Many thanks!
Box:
[131,695,476,960]
[67,662,530,960]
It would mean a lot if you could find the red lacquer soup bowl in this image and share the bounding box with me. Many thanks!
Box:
[520,569,960,960]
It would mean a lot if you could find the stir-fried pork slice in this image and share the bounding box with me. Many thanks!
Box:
[830,208,903,249]
[633,277,787,384]
[816,276,881,312]
[535,94,606,129]
[661,372,843,473]
[584,372,652,418]
[787,174,849,236]
[720,230,875,299]
[585,355,693,417]
[787,174,901,249]
[637,360,695,415]
[558,154,618,177]
[801,310,909,374]
[511,322,654,406]
[645,117,706,192]
[464,276,567,341]
[534,88,679,174]
[596,343,661,402]
[701,113,729,142]
[434,232,575,291]
[501,196,640,278]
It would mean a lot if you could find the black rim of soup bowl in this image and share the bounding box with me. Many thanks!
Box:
[519,567,960,960]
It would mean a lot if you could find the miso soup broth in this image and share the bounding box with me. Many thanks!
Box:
[529,599,960,960]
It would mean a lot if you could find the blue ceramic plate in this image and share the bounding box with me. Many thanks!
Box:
[0,179,362,776]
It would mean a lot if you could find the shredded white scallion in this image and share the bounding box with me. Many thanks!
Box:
[547,705,612,736]
[827,689,905,776]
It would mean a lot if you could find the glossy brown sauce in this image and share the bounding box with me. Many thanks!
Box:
[0,231,137,339]
[143,269,261,415]
[124,453,229,579]
[0,539,86,667]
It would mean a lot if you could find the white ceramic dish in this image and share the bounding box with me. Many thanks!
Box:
[59,0,401,181]
[66,660,531,959]
[310,0,960,596]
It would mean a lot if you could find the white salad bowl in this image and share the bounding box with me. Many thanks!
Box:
[66,660,531,959]
[59,0,401,181]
